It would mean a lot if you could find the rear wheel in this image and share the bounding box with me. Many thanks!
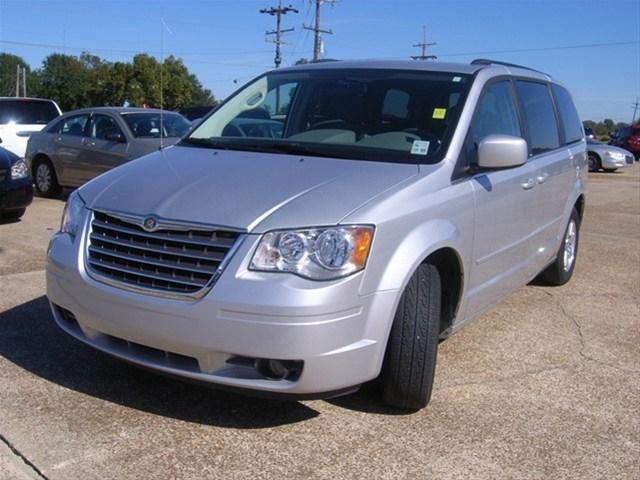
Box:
[536,208,580,286]
[380,263,441,410]
[587,153,600,172]
[33,158,62,198]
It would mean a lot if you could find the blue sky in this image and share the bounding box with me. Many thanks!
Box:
[1,0,638,122]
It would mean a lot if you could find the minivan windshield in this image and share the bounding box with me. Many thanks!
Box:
[184,68,471,163]
[0,99,59,125]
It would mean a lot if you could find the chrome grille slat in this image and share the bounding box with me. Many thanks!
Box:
[91,218,236,249]
[90,234,225,262]
[86,211,242,297]
[88,246,219,276]
[88,259,208,288]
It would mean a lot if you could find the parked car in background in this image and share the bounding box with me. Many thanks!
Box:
[0,140,32,220]
[610,123,640,160]
[46,59,586,410]
[26,107,191,197]
[587,138,634,172]
[0,97,62,158]
[583,126,597,141]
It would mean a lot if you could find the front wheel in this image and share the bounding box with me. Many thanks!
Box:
[535,208,580,286]
[380,263,441,410]
[587,153,599,172]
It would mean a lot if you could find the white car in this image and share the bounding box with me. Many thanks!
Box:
[0,97,62,158]
[586,138,634,172]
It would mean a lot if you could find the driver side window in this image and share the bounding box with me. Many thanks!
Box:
[472,81,521,145]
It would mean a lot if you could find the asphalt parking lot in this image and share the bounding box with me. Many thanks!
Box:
[1,165,638,480]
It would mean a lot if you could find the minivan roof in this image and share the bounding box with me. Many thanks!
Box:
[277,59,552,81]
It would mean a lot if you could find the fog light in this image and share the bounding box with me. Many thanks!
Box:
[254,358,303,380]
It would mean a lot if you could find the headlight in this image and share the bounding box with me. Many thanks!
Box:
[60,190,86,237]
[10,159,29,180]
[606,151,625,161]
[250,226,374,280]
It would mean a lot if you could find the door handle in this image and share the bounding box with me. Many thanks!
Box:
[86,141,96,147]
[536,172,550,184]
[521,178,536,190]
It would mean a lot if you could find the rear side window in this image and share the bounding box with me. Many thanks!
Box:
[0,100,59,125]
[472,80,521,145]
[551,85,583,144]
[515,81,560,155]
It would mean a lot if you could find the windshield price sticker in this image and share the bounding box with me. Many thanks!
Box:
[432,108,447,119]
[411,140,430,155]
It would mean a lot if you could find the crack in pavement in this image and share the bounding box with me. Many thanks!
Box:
[0,432,49,480]
[541,289,640,374]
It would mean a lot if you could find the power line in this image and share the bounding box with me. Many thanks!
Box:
[260,2,298,68]
[303,0,336,62]
[411,25,437,61]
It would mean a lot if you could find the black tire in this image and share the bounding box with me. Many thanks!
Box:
[380,263,441,410]
[33,158,62,198]
[536,208,580,286]
[1,208,26,220]
[587,153,600,172]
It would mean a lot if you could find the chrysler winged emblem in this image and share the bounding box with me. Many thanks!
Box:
[142,216,158,232]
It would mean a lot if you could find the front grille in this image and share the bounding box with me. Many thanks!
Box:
[626,155,634,165]
[86,211,242,296]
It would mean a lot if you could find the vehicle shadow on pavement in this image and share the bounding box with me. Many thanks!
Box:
[0,296,319,428]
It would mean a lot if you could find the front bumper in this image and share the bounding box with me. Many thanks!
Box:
[0,176,33,212]
[600,154,628,169]
[46,214,399,397]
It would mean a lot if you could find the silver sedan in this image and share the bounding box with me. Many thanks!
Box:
[25,107,191,197]
[587,138,634,172]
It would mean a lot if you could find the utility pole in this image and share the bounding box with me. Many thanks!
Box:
[411,25,437,60]
[632,98,639,124]
[260,2,298,68]
[22,66,27,97]
[304,0,335,62]
[15,65,20,97]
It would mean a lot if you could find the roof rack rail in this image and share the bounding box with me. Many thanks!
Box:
[470,58,549,76]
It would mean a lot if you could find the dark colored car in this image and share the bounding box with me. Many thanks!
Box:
[0,140,33,220]
[610,124,640,160]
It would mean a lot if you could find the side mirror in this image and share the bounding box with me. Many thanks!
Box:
[105,132,126,143]
[478,134,528,169]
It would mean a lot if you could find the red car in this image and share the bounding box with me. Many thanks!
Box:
[611,123,640,160]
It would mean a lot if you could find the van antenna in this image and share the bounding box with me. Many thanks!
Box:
[160,18,173,150]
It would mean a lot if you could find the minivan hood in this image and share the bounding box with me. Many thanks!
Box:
[80,145,418,232]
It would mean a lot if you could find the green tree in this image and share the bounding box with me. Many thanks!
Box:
[0,53,33,97]
[35,53,91,110]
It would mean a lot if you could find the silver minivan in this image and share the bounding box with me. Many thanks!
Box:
[46,60,586,410]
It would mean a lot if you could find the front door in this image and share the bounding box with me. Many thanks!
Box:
[78,114,129,184]
[466,79,540,317]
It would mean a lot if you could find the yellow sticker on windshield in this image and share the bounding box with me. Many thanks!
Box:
[432,108,447,119]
